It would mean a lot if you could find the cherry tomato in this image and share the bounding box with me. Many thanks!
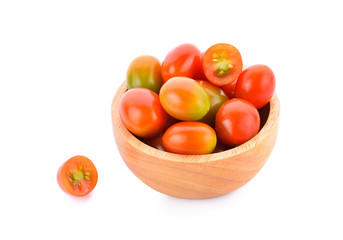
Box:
[221,79,237,99]
[215,98,260,147]
[162,122,217,155]
[196,80,228,126]
[142,134,166,151]
[57,155,98,197]
[119,88,168,138]
[159,77,210,121]
[203,43,243,86]
[126,55,163,93]
[235,64,275,109]
[161,43,202,82]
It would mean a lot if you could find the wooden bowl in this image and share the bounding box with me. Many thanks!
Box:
[111,82,280,199]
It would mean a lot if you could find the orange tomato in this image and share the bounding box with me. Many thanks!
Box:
[57,155,98,197]
[162,122,217,155]
[159,77,210,121]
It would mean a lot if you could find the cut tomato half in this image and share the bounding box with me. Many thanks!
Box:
[57,155,98,197]
[203,43,243,86]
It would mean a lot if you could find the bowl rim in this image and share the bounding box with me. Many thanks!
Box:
[111,82,280,163]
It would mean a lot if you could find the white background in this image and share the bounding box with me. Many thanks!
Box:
[1,0,342,239]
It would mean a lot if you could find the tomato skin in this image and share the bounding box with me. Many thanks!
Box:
[215,98,260,147]
[119,88,168,138]
[221,79,237,99]
[196,80,228,126]
[57,155,98,197]
[162,122,217,155]
[161,43,202,82]
[203,43,243,86]
[126,55,163,94]
[235,64,275,109]
[159,77,210,121]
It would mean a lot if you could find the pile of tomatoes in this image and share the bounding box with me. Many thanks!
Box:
[119,43,275,155]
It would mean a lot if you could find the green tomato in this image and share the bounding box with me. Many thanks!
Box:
[196,80,229,126]
[126,55,163,93]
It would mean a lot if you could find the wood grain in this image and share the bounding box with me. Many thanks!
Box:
[111,82,280,199]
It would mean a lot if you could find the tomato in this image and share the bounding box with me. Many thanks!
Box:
[142,135,166,151]
[221,79,237,99]
[57,155,98,197]
[235,64,275,109]
[196,80,228,126]
[162,122,217,155]
[159,77,210,121]
[161,43,202,82]
[119,88,168,138]
[215,98,260,147]
[126,55,163,93]
[203,43,243,86]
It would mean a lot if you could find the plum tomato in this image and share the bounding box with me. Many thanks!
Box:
[235,64,275,109]
[203,43,243,86]
[196,80,228,126]
[57,155,98,197]
[159,77,210,121]
[215,98,260,147]
[126,55,164,93]
[161,43,202,82]
[119,88,168,138]
[162,122,217,155]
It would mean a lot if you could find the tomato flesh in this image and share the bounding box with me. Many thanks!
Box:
[57,155,98,197]
[203,43,243,86]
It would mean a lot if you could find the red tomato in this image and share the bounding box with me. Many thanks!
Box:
[119,88,168,138]
[221,79,237,99]
[161,43,202,82]
[203,43,243,86]
[235,64,275,109]
[159,77,210,121]
[57,155,98,197]
[215,98,260,147]
[162,122,217,155]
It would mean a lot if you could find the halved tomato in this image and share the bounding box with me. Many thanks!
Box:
[57,155,98,197]
[203,43,243,86]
